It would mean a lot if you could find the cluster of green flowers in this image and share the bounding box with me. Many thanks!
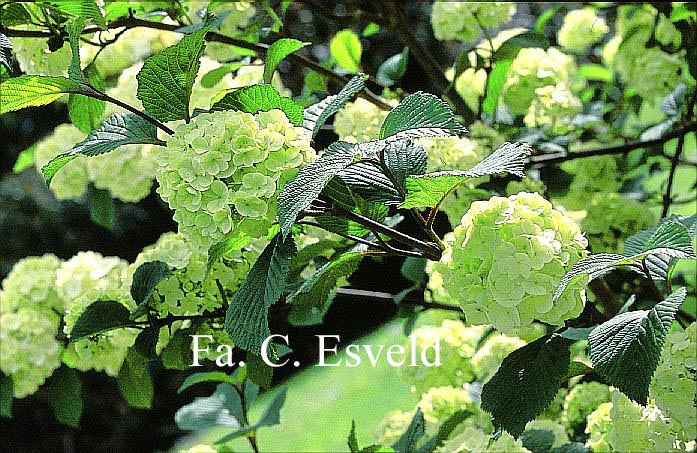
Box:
[188,1,257,62]
[429,192,588,333]
[333,98,393,143]
[57,251,139,376]
[581,193,657,253]
[562,382,612,435]
[557,8,609,53]
[523,83,582,135]
[155,109,315,249]
[561,155,622,210]
[0,255,64,398]
[430,1,516,42]
[604,5,692,100]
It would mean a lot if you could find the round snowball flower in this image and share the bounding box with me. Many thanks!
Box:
[431,2,516,42]
[430,192,588,333]
[557,8,609,53]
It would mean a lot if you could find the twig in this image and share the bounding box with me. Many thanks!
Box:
[335,287,462,312]
[529,121,697,167]
[662,91,697,217]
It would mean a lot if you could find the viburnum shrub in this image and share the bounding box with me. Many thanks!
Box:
[0,2,695,452]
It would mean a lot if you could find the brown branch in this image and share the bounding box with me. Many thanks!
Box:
[529,120,697,167]
[662,91,697,216]
[0,16,392,110]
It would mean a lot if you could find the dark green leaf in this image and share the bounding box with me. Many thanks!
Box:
[42,113,161,187]
[349,420,360,453]
[287,251,367,310]
[50,0,106,28]
[0,75,92,114]
[278,141,361,237]
[224,234,296,352]
[0,33,13,71]
[246,352,273,389]
[68,63,106,133]
[384,139,427,187]
[210,84,304,126]
[520,429,555,453]
[70,300,131,340]
[161,328,194,370]
[550,442,589,453]
[588,287,686,404]
[117,330,155,409]
[178,371,246,393]
[0,373,12,418]
[136,17,213,121]
[401,257,427,285]
[67,17,87,82]
[379,92,464,141]
[392,408,425,453]
[416,410,471,453]
[264,38,308,83]
[175,383,243,430]
[89,188,115,230]
[131,260,171,306]
[43,367,82,427]
[481,334,572,436]
[214,387,288,444]
[0,3,32,26]
[303,73,367,139]
[482,60,512,115]
[376,47,409,86]
[401,142,531,209]
[554,253,635,302]
[560,327,594,341]
[336,160,402,205]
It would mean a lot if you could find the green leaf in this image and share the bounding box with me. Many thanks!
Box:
[401,257,427,285]
[264,38,308,84]
[178,371,246,393]
[336,161,402,205]
[0,3,31,26]
[117,330,155,409]
[136,17,213,122]
[303,73,367,139]
[349,420,360,453]
[401,142,531,208]
[67,17,87,82]
[330,29,362,73]
[560,327,594,341]
[41,113,160,187]
[200,62,244,88]
[588,287,687,404]
[89,188,115,230]
[550,443,589,453]
[482,60,512,115]
[68,63,106,133]
[376,47,409,86]
[391,408,425,453]
[0,33,13,71]
[161,328,195,370]
[578,64,613,82]
[520,429,555,453]
[624,217,696,257]
[384,139,427,187]
[70,300,132,340]
[362,22,380,37]
[210,84,304,126]
[214,387,288,444]
[0,373,12,418]
[0,75,90,114]
[416,410,471,453]
[535,7,559,33]
[130,260,171,306]
[175,383,243,430]
[278,141,362,236]
[207,231,252,270]
[481,334,572,436]
[50,0,106,28]
[287,251,366,310]
[12,145,35,174]
[379,92,465,141]
[43,367,82,427]
[224,234,296,352]
[491,32,549,62]
[246,352,273,389]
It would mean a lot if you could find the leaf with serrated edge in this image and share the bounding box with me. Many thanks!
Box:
[264,38,308,84]
[384,139,427,187]
[303,73,367,139]
[0,33,14,71]
[224,235,296,352]
[401,142,531,208]
[130,261,171,306]
[0,75,91,114]
[42,113,160,186]
[588,287,686,404]
[214,387,288,444]
[379,92,465,141]
[136,18,212,122]
[278,141,361,237]
[480,334,572,436]
[69,300,131,340]
[210,84,304,126]
[392,408,425,453]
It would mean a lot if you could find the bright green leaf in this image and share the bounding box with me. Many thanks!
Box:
[68,64,106,133]
[0,75,90,114]
[210,84,304,126]
[579,64,613,82]
[362,22,380,37]
[264,38,308,84]
[12,145,35,174]
[200,62,244,88]
[482,60,511,116]
[379,92,465,141]
[50,0,106,28]
[330,29,362,73]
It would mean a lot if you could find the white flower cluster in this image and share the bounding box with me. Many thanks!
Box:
[155,109,315,249]
[58,252,139,376]
[333,98,392,143]
[431,2,516,42]
[429,193,588,333]
[562,382,612,434]
[0,255,64,398]
[523,83,582,135]
[557,8,609,53]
